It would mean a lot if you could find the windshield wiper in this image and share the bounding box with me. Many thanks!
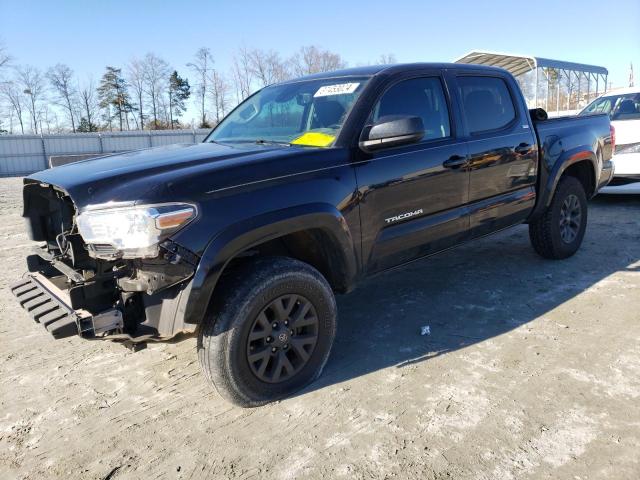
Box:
[254,139,290,146]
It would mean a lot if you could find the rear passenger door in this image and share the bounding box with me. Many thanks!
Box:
[355,72,470,273]
[455,73,538,237]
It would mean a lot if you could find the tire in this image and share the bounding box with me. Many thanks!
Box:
[529,176,588,259]
[198,256,337,407]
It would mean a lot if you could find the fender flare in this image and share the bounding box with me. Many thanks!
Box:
[529,145,597,221]
[182,203,358,325]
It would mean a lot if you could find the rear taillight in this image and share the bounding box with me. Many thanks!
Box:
[610,124,616,153]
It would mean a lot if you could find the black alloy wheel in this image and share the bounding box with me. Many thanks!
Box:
[246,294,319,383]
[559,194,582,244]
[198,256,337,407]
[529,175,588,259]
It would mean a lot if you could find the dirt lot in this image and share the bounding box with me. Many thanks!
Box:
[0,177,639,480]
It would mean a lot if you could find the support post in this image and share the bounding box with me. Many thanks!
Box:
[563,70,572,110]
[534,67,539,108]
[41,133,47,170]
[556,69,561,114]
[577,71,581,110]
[546,70,550,112]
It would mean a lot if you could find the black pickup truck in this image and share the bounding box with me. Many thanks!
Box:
[13,63,613,406]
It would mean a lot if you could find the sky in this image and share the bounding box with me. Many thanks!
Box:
[1,0,638,124]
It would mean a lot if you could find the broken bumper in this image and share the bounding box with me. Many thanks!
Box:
[11,273,123,340]
[12,275,79,339]
[12,269,197,342]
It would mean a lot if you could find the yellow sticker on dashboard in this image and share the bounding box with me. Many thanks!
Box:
[290,132,335,147]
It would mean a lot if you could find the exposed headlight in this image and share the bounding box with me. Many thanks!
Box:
[77,203,196,259]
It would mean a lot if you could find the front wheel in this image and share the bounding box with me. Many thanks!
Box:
[198,257,337,407]
[529,176,588,259]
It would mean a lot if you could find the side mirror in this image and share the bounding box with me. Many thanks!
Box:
[529,108,548,121]
[359,115,425,152]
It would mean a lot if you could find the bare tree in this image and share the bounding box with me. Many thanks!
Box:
[231,46,254,103]
[1,102,15,133]
[16,65,46,134]
[0,40,11,133]
[39,104,60,134]
[128,57,146,129]
[47,63,78,132]
[78,77,99,131]
[209,69,230,124]
[159,92,170,127]
[0,41,10,71]
[248,49,289,87]
[0,80,26,133]
[141,53,170,129]
[378,53,397,64]
[290,46,346,77]
[187,47,213,128]
[0,43,369,134]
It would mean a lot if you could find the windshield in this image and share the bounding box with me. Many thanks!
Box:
[207,77,370,147]
[580,92,640,121]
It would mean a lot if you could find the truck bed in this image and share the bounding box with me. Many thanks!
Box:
[531,112,613,207]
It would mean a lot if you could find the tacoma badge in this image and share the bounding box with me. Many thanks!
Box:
[385,209,423,224]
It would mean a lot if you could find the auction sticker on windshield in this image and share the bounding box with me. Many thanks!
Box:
[314,83,360,97]
[291,132,335,147]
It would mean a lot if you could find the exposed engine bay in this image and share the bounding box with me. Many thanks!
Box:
[15,181,199,343]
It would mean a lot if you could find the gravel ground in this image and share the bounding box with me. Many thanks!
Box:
[0,176,639,480]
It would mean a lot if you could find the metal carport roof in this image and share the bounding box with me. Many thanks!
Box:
[454,51,608,77]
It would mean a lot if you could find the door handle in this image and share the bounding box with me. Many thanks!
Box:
[515,143,532,154]
[443,155,468,169]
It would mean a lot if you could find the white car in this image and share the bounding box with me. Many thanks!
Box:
[580,87,640,194]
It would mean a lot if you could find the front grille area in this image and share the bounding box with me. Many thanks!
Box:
[23,181,75,248]
[11,275,79,339]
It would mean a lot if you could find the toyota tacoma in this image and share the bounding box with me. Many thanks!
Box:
[13,63,614,406]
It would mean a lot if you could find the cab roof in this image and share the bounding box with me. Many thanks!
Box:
[279,62,506,84]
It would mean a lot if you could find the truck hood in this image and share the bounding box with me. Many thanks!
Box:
[27,142,292,208]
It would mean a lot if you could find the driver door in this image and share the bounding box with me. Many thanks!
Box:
[355,73,470,273]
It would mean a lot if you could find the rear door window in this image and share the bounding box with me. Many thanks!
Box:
[457,76,516,134]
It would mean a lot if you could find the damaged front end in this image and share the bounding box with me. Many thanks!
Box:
[12,180,199,344]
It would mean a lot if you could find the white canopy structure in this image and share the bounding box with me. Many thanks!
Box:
[455,51,609,114]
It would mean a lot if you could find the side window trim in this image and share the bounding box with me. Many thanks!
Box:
[363,74,455,146]
[455,73,520,137]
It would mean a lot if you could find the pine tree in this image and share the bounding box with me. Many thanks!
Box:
[76,117,98,132]
[168,70,190,129]
[97,66,134,131]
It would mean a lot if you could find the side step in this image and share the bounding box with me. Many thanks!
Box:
[11,275,80,339]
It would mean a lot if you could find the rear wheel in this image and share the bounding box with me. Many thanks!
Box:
[529,176,588,259]
[198,257,337,407]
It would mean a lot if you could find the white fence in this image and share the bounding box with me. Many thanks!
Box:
[0,129,212,176]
